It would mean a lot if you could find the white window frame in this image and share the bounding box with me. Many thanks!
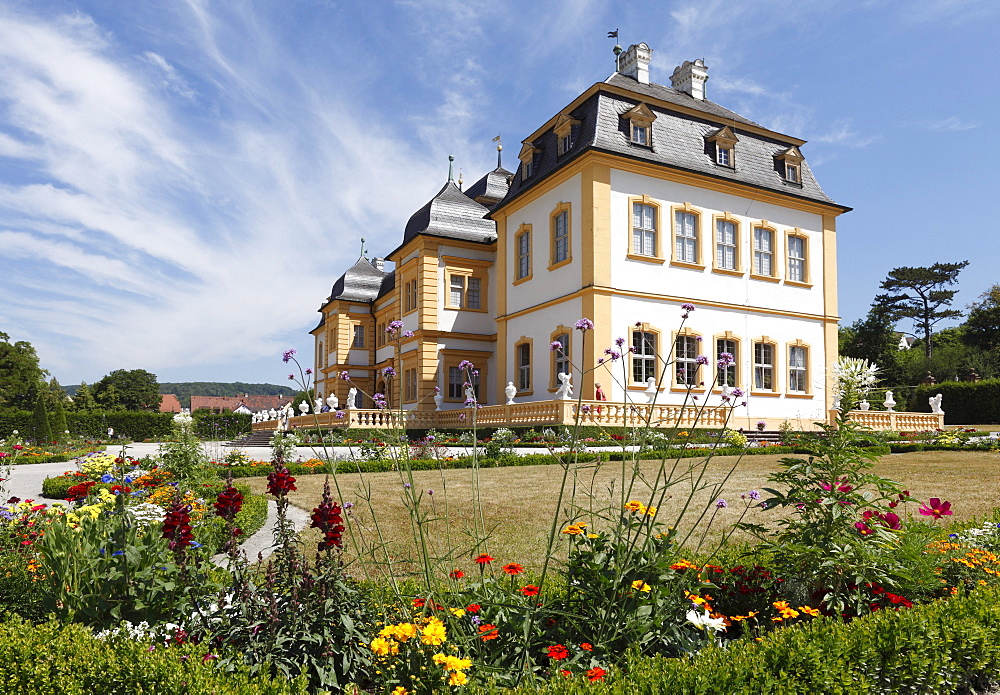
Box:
[352,325,365,348]
[631,123,648,146]
[552,333,570,387]
[753,227,774,276]
[788,236,806,283]
[789,345,808,393]
[754,342,775,391]
[516,229,531,280]
[553,210,569,264]
[716,338,738,388]
[517,343,531,391]
[675,335,699,386]
[632,202,656,257]
[675,211,698,264]
[632,331,657,384]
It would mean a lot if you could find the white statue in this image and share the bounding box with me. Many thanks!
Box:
[644,377,658,404]
[858,399,870,411]
[883,390,896,412]
[464,384,476,405]
[433,391,444,411]
[505,381,517,405]
[314,397,324,413]
[929,393,944,415]
[298,400,310,415]
[326,394,339,410]
[832,393,842,411]
[346,387,358,409]
[555,372,573,400]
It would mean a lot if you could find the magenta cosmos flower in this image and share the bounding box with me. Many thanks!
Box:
[919,498,953,519]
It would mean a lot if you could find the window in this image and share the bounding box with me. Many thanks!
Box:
[632,331,657,384]
[789,345,808,393]
[716,338,738,387]
[558,132,572,155]
[519,142,540,182]
[515,227,532,280]
[552,333,570,387]
[631,123,648,145]
[517,342,531,391]
[352,325,365,348]
[716,144,732,166]
[632,202,657,257]
[553,113,579,156]
[675,335,700,386]
[674,210,698,264]
[404,368,418,402]
[753,227,774,277]
[317,341,324,371]
[754,342,775,391]
[403,278,418,314]
[787,235,806,283]
[377,323,385,347]
[447,273,483,309]
[716,219,737,270]
[522,159,533,180]
[466,277,481,309]
[448,367,464,399]
[785,162,800,183]
[445,356,484,401]
[623,103,655,148]
[553,210,569,264]
[449,275,464,308]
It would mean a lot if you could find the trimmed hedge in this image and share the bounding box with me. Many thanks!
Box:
[483,585,1000,694]
[912,379,1000,425]
[0,617,306,694]
[0,410,175,441]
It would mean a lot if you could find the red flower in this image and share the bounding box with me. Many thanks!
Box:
[478,624,499,641]
[449,569,465,580]
[919,498,953,519]
[65,481,96,502]
[520,585,540,597]
[559,670,572,677]
[502,562,525,575]
[546,644,569,660]
[309,480,344,551]
[266,466,297,496]
[162,502,193,551]
[473,553,494,565]
[213,486,244,521]
[586,667,607,682]
[412,598,426,608]
[465,604,480,613]
[580,642,593,651]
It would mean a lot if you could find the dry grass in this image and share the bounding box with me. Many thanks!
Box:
[239,449,1000,577]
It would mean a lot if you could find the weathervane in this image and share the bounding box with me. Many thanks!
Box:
[492,134,502,169]
[608,29,622,70]
[360,237,366,258]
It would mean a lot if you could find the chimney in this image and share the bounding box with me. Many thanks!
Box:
[618,43,652,84]
[372,256,385,272]
[670,59,709,100]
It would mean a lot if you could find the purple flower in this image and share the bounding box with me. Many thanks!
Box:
[339,371,351,380]
[717,353,734,368]
[581,404,592,413]
[464,398,476,406]
[681,303,695,312]
[282,349,296,363]
[334,411,345,419]
[382,366,396,378]
[403,483,411,489]
[434,386,441,393]
[695,355,709,365]
[288,374,295,380]
[756,421,767,432]
[471,369,479,377]
[604,348,621,361]
[731,387,744,398]
[305,368,312,375]
[344,501,354,509]
[427,489,433,495]
[575,318,594,331]
[458,413,466,422]
[615,337,626,347]
[402,330,414,338]
[716,499,728,509]
[748,490,761,500]
[458,360,475,371]
[550,341,563,352]
[387,320,404,333]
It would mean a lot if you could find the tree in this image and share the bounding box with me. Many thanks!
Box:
[873,261,969,359]
[30,393,52,444]
[0,332,46,411]
[71,381,98,411]
[839,304,901,383]
[963,284,1000,352]
[93,369,162,411]
[51,397,69,442]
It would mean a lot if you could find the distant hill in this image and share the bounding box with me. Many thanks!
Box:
[64,382,296,409]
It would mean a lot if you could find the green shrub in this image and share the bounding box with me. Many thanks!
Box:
[0,617,307,694]
[481,585,1000,694]
[912,379,1000,425]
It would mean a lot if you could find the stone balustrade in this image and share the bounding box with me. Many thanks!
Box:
[843,410,945,431]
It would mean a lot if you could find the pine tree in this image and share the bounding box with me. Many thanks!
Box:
[31,393,52,444]
[72,382,98,411]
[51,397,69,442]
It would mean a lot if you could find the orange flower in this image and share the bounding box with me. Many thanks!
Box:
[580,642,593,651]
[521,585,540,596]
[586,667,607,682]
[502,563,525,575]
[466,604,481,613]
[474,554,494,565]
[478,624,499,641]
[448,569,465,580]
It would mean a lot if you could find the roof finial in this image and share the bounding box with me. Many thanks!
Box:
[492,134,502,168]
[448,154,454,182]
[360,236,366,258]
[609,29,622,71]
[458,169,463,190]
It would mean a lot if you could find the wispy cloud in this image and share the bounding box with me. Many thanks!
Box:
[908,116,979,132]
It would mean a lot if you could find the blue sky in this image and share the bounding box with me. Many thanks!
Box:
[0,0,996,388]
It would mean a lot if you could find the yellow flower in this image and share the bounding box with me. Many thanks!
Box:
[420,618,447,645]
[799,605,821,617]
[631,580,651,593]
[562,524,584,535]
[392,687,410,695]
[588,533,599,539]
[442,655,472,671]
[624,500,645,513]
[645,505,657,516]
[432,653,448,666]
[370,637,398,656]
[448,671,468,686]
[449,608,466,618]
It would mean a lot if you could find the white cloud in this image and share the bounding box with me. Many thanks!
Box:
[909,116,979,132]
[141,51,197,100]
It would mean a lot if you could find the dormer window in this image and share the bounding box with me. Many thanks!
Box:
[519,141,541,182]
[622,103,655,148]
[553,113,580,156]
[775,146,805,185]
[706,126,738,169]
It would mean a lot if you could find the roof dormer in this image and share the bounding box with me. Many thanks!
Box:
[518,141,542,181]
[775,146,805,185]
[706,126,739,168]
[553,113,581,156]
[621,103,656,147]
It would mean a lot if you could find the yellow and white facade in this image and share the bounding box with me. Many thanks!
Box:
[311,44,850,429]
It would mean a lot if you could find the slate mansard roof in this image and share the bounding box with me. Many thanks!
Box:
[327,256,388,303]
[497,72,848,213]
[402,181,498,245]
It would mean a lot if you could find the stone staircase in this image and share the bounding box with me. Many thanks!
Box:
[746,430,789,445]
[228,430,275,448]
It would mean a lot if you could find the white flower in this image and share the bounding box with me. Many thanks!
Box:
[686,608,726,633]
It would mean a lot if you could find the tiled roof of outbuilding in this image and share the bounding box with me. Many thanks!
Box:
[403,180,497,245]
[496,74,848,213]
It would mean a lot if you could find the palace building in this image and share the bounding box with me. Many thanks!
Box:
[309,43,850,429]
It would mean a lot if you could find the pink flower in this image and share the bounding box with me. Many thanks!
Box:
[919,498,953,519]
